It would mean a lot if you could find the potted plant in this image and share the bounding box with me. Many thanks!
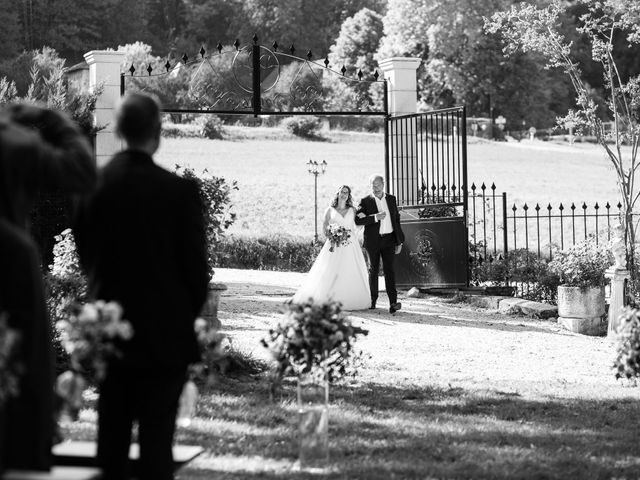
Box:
[548,237,612,335]
[175,166,237,328]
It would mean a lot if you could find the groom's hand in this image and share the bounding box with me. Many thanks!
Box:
[375,212,386,221]
[395,244,402,254]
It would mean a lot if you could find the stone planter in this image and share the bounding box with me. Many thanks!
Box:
[200,282,227,329]
[557,285,605,335]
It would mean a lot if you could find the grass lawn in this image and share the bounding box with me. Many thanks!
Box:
[61,270,640,479]
[155,127,623,242]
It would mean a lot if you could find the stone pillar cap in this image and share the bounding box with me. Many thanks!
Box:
[84,50,126,65]
[379,57,422,72]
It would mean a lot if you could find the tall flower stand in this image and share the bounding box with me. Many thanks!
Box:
[200,282,227,329]
[297,374,329,469]
[606,266,630,337]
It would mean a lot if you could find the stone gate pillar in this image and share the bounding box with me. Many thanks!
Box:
[84,50,125,167]
[379,57,421,116]
[379,57,421,200]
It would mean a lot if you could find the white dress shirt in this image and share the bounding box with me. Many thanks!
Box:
[374,194,393,235]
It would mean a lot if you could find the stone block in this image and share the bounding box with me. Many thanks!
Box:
[465,295,502,309]
[558,316,603,336]
[406,287,422,298]
[497,297,527,315]
[518,301,558,319]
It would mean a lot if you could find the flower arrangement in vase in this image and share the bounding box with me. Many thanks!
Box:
[262,299,368,469]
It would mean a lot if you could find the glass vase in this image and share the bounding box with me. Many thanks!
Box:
[297,373,329,468]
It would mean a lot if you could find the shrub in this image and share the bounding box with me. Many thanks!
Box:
[281,116,322,139]
[175,166,237,279]
[217,235,322,272]
[44,229,88,375]
[470,245,560,303]
[548,238,612,289]
[613,307,640,383]
[196,115,225,140]
[161,123,202,138]
[362,116,384,133]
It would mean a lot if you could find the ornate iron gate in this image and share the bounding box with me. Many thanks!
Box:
[122,38,469,289]
[386,107,469,288]
[121,36,387,117]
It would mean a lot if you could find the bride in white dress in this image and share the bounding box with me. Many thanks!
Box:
[293,185,371,310]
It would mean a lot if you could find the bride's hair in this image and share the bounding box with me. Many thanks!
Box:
[330,185,354,209]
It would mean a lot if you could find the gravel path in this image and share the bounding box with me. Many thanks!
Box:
[214,268,637,401]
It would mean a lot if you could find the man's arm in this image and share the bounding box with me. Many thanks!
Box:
[178,179,210,319]
[355,198,380,226]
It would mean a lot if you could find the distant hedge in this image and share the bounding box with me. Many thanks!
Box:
[217,235,322,272]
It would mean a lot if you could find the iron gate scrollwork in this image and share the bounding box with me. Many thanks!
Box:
[121,36,388,116]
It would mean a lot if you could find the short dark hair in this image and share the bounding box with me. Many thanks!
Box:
[115,92,161,145]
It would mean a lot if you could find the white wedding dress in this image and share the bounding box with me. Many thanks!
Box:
[293,207,370,310]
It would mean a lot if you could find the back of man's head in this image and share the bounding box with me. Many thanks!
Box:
[115,92,161,148]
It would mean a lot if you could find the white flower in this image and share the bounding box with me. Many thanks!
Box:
[78,304,99,323]
[116,321,134,341]
[194,318,208,333]
[102,302,123,322]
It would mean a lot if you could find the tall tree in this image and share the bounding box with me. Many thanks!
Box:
[182,0,241,48]
[486,0,640,289]
[325,8,385,110]
[228,0,386,55]
[0,0,23,61]
[377,0,567,127]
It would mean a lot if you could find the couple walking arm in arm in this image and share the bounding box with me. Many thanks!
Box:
[293,176,404,315]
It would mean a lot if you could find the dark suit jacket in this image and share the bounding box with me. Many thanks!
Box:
[0,106,94,471]
[355,193,405,249]
[0,220,53,471]
[74,150,209,369]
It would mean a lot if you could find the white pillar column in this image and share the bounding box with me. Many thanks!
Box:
[84,50,125,167]
[379,57,421,117]
[379,57,421,201]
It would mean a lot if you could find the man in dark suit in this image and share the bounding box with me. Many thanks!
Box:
[0,104,95,471]
[355,174,405,314]
[74,92,209,480]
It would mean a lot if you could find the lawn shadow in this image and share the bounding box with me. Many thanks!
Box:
[177,377,640,479]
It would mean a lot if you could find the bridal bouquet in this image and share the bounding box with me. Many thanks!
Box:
[327,223,351,252]
[0,312,23,406]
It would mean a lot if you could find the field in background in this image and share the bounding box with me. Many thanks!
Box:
[155,127,622,240]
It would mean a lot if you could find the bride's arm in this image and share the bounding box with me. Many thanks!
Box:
[322,207,332,237]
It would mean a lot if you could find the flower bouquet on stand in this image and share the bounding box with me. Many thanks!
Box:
[326,224,351,252]
[262,299,368,469]
[55,300,133,421]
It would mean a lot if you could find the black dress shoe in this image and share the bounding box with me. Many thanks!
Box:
[369,302,376,310]
[389,302,402,314]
